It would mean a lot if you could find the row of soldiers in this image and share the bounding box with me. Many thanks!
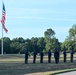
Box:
[24,47,74,64]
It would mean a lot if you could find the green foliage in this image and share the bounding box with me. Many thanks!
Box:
[10,42,20,54]
[44,28,55,51]
[62,24,76,52]
[44,28,55,39]
[3,37,11,54]
[44,28,60,52]
[0,25,76,54]
[69,24,76,40]
[37,37,46,52]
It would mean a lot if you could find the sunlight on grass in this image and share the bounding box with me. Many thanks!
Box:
[44,68,76,75]
[0,54,76,75]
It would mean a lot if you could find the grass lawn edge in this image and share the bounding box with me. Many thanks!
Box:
[44,68,76,75]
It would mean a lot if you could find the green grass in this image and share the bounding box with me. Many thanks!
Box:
[0,54,76,75]
[44,68,76,75]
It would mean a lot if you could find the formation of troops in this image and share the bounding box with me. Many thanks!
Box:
[24,46,74,64]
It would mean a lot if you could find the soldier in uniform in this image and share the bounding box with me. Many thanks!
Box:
[70,46,74,62]
[54,48,59,64]
[57,48,60,63]
[63,46,67,63]
[48,50,52,63]
[33,50,37,63]
[24,50,29,64]
[40,51,44,63]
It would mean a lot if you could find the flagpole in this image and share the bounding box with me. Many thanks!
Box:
[2,25,3,55]
[1,0,3,55]
[1,0,8,55]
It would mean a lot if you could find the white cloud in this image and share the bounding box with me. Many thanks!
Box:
[7,15,76,22]
[6,7,76,22]
[7,7,76,14]
[48,19,76,21]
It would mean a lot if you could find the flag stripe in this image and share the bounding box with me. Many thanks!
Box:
[1,2,8,33]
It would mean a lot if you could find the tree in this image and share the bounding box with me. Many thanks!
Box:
[52,38,61,51]
[62,24,76,52]
[3,37,11,54]
[12,37,25,43]
[68,24,76,50]
[30,37,38,52]
[44,28,56,52]
[44,28,55,39]
[69,24,76,40]
[20,42,30,54]
[37,37,46,52]
[10,42,20,54]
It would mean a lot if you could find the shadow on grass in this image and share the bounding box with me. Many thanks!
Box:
[0,62,76,75]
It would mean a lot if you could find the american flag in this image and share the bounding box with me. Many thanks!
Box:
[1,2,8,33]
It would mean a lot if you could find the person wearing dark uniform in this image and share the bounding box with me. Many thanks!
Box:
[40,51,44,63]
[24,50,29,64]
[63,46,67,63]
[48,50,52,63]
[54,48,59,64]
[33,50,37,63]
[57,48,60,63]
[70,46,74,62]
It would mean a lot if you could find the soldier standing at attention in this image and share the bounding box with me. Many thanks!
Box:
[48,50,52,63]
[33,50,37,63]
[25,50,29,64]
[70,46,74,62]
[40,51,44,63]
[63,46,67,63]
[54,48,59,64]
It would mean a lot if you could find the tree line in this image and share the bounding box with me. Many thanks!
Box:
[0,24,76,54]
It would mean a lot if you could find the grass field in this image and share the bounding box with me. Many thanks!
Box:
[0,53,76,75]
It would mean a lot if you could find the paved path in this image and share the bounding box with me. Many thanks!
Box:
[56,71,76,75]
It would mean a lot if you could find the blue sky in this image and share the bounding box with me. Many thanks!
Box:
[0,0,76,42]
